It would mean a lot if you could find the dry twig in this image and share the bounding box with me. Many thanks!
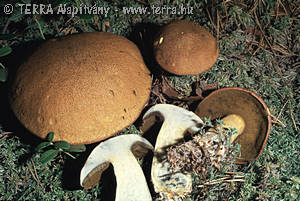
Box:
[27,160,45,192]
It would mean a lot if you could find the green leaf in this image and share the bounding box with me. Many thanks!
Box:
[40,149,59,164]
[46,132,54,141]
[67,144,86,152]
[0,67,8,82]
[36,142,52,152]
[0,47,12,57]
[54,141,70,150]
[0,34,16,40]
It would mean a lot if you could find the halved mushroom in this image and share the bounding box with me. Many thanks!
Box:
[153,20,219,75]
[195,87,271,163]
[80,134,153,201]
[9,32,152,144]
[141,104,204,198]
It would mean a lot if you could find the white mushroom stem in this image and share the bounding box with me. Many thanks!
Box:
[142,104,204,196]
[113,151,150,201]
[80,134,153,201]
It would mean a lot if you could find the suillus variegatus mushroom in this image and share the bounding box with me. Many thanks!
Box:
[153,20,219,75]
[9,32,152,144]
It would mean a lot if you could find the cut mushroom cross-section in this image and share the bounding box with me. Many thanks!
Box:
[141,104,204,198]
[80,134,153,201]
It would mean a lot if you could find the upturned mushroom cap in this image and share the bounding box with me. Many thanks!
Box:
[80,134,153,201]
[9,32,152,144]
[153,20,219,75]
[195,87,271,163]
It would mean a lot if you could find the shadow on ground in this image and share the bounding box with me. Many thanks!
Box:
[128,22,163,76]
[61,142,117,201]
[0,40,44,164]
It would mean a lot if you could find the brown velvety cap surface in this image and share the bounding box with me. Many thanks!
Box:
[195,88,271,163]
[153,20,219,75]
[9,32,152,144]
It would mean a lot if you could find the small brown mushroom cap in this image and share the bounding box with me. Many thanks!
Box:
[9,32,152,144]
[195,87,271,163]
[153,20,219,75]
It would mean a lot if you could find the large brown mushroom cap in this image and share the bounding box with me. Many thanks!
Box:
[195,87,271,163]
[153,20,219,75]
[9,32,152,144]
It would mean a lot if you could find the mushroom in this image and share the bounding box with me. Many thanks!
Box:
[153,20,219,75]
[195,87,271,163]
[80,134,153,201]
[141,104,204,198]
[9,32,152,144]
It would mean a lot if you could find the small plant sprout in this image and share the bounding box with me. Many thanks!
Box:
[36,132,86,164]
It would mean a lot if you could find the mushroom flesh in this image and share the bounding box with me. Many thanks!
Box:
[80,134,153,201]
[141,104,204,198]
